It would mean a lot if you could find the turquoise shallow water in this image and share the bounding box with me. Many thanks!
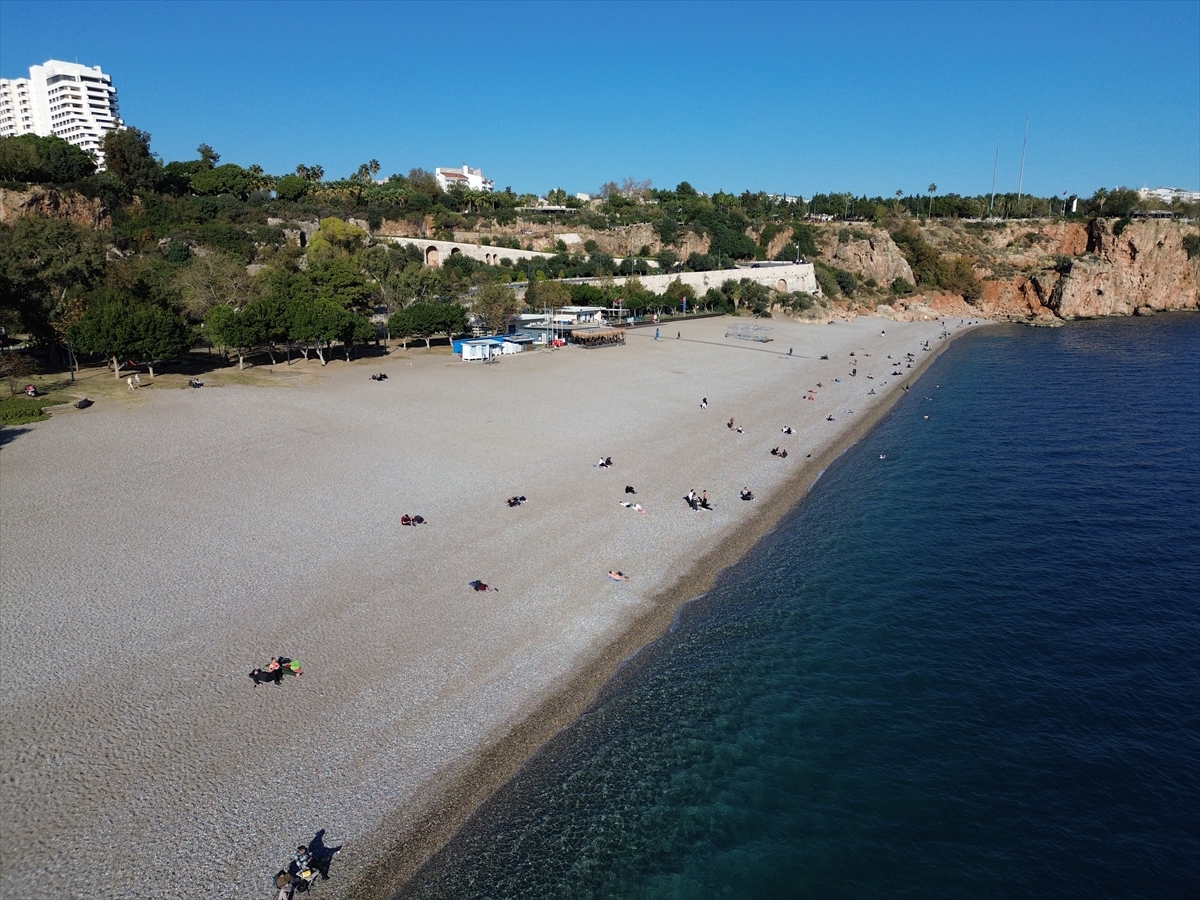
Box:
[399,315,1200,900]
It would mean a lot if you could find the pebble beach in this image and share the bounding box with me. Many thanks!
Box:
[0,314,967,899]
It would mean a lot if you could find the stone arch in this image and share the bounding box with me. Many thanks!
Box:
[425,246,440,267]
[776,278,788,293]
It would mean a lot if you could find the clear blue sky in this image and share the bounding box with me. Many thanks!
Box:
[2,0,1196,198]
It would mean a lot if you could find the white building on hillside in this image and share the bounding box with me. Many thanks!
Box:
[1137,186,1200,205]
[435,164,494,193]
[0,60,121,167]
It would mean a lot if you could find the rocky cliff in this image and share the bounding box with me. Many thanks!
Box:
[801,218,1198,326]
[0,186,111,229]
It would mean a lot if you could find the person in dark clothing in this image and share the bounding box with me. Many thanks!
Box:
[249,666,283,686]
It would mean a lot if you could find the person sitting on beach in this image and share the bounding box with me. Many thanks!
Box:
[771,447,780,456]
[779,449,788,458]
[274,869,295,900]
[625,485,637,494]
[470,580,495,592]
[607,570,628,581]
[727,418,735,429]
[293,845,313,876]
[249,665,283,686]
[868,388,876,395]
[686,490,698,510]
[413,515,425,525]
[506,496,527,507]
[700,397,707,409]
[781,426,794,434]
[24,384,36,396]
[827,415,835,421]
[741,488,755,501]
[699,491,712,510]
[401,514,413,526]
[378,373,387,380]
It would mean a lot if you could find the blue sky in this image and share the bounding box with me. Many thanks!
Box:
[2,0,1196,198]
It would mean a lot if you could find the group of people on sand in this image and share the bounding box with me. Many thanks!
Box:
[506,495,527,507]
[249,656,303,686]
[596,456,614,468]
[686,489,712,511]
[400,514,426,526]
[369,372,388,381]
[126,373,143,391]
[187,377,204,388]
[770,447,789,458]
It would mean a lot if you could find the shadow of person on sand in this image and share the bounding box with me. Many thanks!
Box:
[307,829,342,882]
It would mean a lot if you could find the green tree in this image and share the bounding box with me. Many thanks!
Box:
[307,257,376,312]
[0,134,97,183]
[472,283,520,334]
[100,127,162,193]
[190,164,255,199]
[525,279,571,309]
[275,174,308,202]
[0,213,107,341]
[205,302,263,369]
[287,296,353,364]
[69,293,192,377]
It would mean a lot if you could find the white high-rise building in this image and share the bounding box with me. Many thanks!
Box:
[0,60,121,167]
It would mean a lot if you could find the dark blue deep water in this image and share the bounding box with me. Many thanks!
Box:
[401,315,1200,900]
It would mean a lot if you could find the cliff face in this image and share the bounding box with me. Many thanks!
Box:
[0,187,111,229]
[807,217,1197,325]
[817,228,915,286]
[1052,219,1199,317]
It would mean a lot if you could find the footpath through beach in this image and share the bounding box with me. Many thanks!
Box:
[0,314,980,899]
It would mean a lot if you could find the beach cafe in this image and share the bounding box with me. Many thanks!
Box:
[452,336,529,361]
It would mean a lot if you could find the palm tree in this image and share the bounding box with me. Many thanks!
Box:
[927,183,938,218]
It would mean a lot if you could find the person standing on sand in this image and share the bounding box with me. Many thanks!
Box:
[134,373,142,388]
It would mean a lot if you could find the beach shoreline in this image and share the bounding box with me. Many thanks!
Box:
[0,314,982,900]
[341,320,972,900]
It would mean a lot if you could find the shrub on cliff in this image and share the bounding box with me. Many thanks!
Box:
[0,134,97,184]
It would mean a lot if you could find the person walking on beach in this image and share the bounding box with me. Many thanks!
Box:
[127,376,135,391]
[134,373,142,388]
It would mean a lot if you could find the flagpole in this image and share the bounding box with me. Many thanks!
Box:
[1016,114,1029,217]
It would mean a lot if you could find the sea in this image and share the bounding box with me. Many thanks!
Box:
[399,314,1200,900]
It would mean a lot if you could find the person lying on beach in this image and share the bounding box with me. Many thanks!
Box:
[506,496,527,507]
[741,488,755,501]
[620,501,644,512]
[249,665,283,686]
[187,378,204,388]
[607,571,628,581]
[275,657,303,677]
[469,580,496,592]
[735,426,744,433]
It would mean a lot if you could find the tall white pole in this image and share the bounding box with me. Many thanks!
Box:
[988,137,999,215]
[1016,114,1029,217]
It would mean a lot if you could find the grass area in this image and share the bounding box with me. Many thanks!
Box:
[0,375,79,425]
